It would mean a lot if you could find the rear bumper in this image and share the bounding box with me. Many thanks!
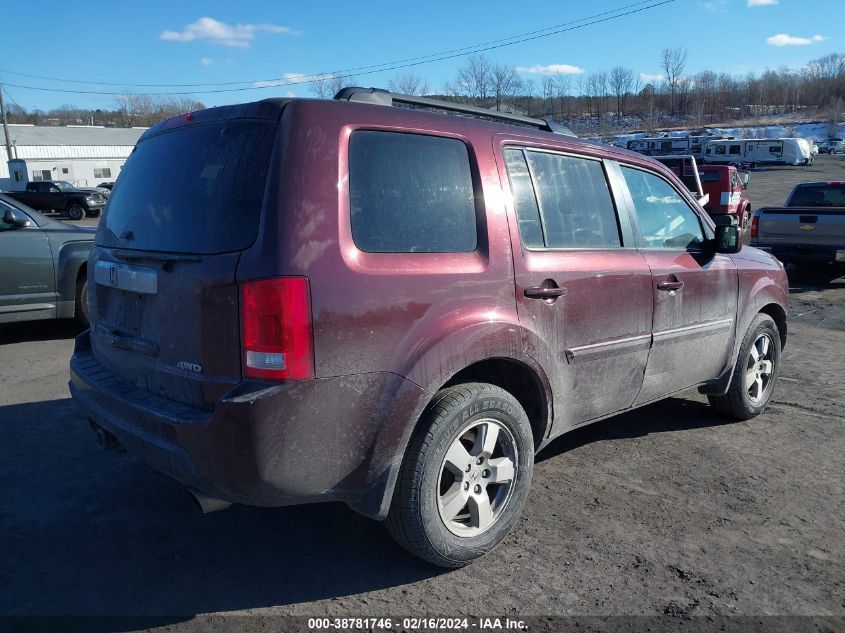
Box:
[69,330,425,518]
[753,244,845,264]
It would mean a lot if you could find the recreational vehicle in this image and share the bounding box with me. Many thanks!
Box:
[626,135,715,157]
[702,138,813,166]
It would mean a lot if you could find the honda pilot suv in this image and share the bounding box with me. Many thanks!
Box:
[70,88,788,567]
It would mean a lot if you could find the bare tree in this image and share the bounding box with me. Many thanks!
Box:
[661,47,688,115]
[387,74,430,95]
[490,63,519,111]
[448,55,493,105]
[310,75,356,98]
[113,93,205,127]
[609,66,634,120]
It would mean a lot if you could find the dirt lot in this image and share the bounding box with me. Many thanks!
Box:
[1,156,843,631]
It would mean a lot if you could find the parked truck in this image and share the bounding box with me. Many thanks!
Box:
[751,181,845,266]
[654,155,752,228]
[2,181,106,220]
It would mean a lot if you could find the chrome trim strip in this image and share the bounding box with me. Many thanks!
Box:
[652,318,733,347]
[94,261,158,295]
[565,333,652,365]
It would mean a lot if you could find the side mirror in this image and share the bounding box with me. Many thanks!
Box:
[714,224,741,254]
[742,172,750,188]
[3,207,32,228]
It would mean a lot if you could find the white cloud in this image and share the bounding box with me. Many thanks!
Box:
[766,33,826,46]
[200,58,213,66]
[639,72,665,83]
[160,17,297,48]
[515,64,585,75]
[699,0,727,12]
[748,0,778,5]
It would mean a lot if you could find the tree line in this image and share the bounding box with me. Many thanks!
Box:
[4,94,206,128]
[4,49,843,135]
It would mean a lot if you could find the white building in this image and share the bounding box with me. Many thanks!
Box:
[0,124,146,191]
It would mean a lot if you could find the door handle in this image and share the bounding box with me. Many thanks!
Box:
[524,283,567,301]
[656,280,685,292]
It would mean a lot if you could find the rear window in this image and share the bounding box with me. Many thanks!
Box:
[97,119,276,254]
[787,184,845,207]
[506,148,621,249]
[349,131,478,253]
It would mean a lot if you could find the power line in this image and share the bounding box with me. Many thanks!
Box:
[0,0,664,89]
[2,0,677,97]
[2,85,24,111]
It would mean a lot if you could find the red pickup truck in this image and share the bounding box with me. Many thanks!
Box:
[655,156,751,228]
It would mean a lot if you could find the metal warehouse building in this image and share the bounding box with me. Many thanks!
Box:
[0,124,146,190]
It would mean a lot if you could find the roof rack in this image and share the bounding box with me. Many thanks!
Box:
[334,87,576,137]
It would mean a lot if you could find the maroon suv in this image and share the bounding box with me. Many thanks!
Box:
[70,88,788,567]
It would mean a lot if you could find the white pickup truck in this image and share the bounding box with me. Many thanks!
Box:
[751,181,845,265]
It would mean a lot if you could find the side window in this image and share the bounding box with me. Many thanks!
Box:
[621,166,705,250]
[715,145,726,155]
[507,149,621,249]
[503,149,543,248]
[349,131,477,253]
[729,145,742,155]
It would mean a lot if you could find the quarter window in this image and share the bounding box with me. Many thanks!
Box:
[621,166,705,250]
[349,131,478,253]
[505,148,621,249]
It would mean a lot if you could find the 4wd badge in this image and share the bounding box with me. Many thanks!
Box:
[177,361,203,374]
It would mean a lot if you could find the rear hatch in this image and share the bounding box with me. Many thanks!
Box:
[90,104,281,409]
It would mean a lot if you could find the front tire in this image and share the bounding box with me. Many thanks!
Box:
[75,274,90,327]
[66,205,85,221]
[708,313,781,420]
[386,383,534,567]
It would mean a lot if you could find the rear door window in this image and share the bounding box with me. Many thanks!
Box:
[349,131,478,253]
[97,118,277,255]
[505,148,621,249]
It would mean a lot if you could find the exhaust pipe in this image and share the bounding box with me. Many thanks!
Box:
[189,488,232,513]
[93,423,122,451]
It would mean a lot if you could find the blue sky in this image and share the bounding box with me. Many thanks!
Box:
[1,0,842,111]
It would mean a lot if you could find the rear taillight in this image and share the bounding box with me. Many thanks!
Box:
[750,215,759,239]
[241,277,314,380]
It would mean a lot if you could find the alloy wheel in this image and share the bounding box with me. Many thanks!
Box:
[437,418,517,537]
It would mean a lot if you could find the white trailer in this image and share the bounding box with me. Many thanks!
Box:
[702,138,813,166]
[626,135,715,157]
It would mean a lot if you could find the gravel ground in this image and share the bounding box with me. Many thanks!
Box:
[1,156,843,632]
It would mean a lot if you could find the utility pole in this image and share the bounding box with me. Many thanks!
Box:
[0,83,13,161]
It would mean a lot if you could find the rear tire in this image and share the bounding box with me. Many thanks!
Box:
[708,313,781,420]
[66,205,84,221]
[75,274,90,327]
[386,383,534,567]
